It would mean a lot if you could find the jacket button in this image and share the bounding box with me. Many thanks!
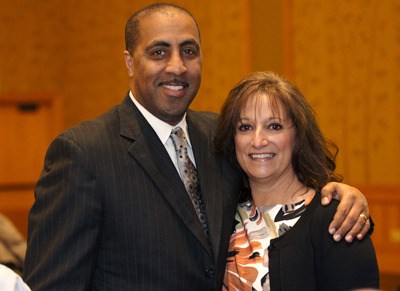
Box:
[205,268,215,278]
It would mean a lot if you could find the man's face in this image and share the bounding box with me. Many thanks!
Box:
[124,10,202,125]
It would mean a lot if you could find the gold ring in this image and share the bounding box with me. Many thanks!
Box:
[359,213,368,223]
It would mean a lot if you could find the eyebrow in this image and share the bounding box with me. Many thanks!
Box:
[239,117,284,122]
[181,39,200,49]
[145,40,170,51]
[145,38,200,52]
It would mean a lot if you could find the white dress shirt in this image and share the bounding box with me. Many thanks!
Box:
[129,92,197,176]
[0,264,31,291]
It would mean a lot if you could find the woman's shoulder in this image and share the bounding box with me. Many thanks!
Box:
[314,191,339,213]
[307,191,339,226]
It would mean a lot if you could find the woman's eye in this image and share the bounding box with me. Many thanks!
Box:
[238,124,251,131]
[268,123,282,130]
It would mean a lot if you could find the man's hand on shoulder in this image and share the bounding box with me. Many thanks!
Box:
[321,182,370,243]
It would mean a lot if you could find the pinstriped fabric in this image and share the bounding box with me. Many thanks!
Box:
[24,95,242,290]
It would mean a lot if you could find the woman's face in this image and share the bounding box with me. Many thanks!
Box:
[234,93,296,185]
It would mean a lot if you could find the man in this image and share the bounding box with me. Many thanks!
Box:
[24,3,370,290]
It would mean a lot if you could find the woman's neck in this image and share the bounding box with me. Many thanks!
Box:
[250,174,311,207]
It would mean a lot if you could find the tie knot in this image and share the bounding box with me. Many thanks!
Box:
[170,127,187,151]
[171,126,183,136]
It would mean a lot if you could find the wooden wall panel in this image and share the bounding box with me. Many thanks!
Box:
[0,94,62,238]
[0,94,62,185]
[3,1,398,184]
[0,189,34,239]
[289,0,400,185]
[248,0,285,76]
[356,186,400,275]
[183,0,252,113]
[287,1,400,283]
[0,0,251,127]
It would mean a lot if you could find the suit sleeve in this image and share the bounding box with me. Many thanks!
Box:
[24,130,102,290]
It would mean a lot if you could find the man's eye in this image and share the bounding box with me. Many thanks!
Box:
[151,50,166,58]
[182,48,199,57]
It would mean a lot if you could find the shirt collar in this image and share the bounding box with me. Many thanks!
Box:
[129,91,192,146]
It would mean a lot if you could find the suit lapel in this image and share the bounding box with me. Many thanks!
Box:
[118,96,212,255]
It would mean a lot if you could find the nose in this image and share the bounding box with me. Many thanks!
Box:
[251,129,268,148]
[166,51,187,75]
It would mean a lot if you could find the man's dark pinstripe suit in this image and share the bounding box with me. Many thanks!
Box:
[23,95,242,290]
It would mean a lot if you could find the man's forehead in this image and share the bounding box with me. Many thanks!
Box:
[139,10,199,35]
[138,13,200,44]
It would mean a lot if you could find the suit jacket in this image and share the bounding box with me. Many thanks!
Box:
[23,95,242,291]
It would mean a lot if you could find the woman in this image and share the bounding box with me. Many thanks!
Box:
[215,71,379,290]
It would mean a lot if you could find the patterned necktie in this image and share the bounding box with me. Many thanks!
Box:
[170,127,210,239]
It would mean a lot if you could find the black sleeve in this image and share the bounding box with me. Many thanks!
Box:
[313,201,380,290]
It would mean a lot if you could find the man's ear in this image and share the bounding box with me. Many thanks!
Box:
[123,50,134,77]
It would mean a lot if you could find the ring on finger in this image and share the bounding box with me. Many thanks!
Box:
[359,213,368,223]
